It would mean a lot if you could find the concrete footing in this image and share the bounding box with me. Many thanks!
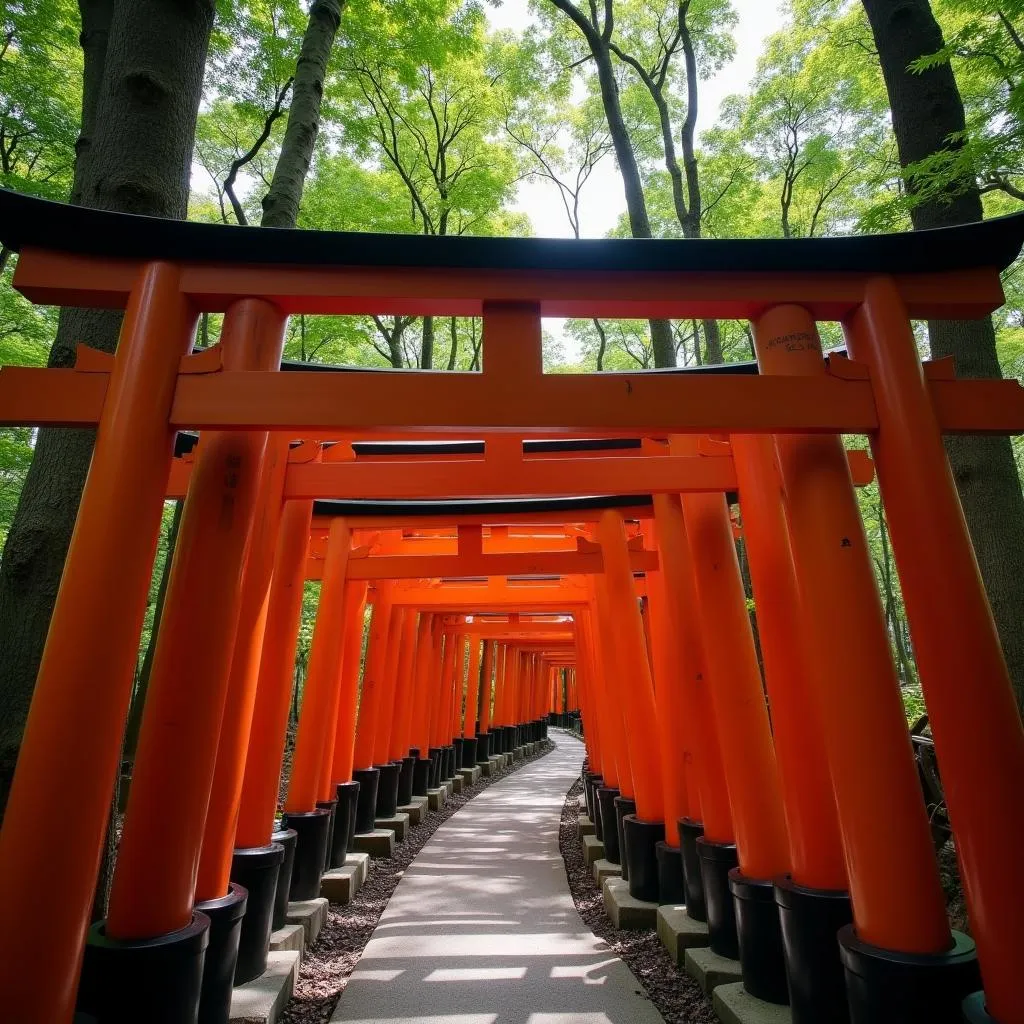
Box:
[451,774,464,794]
[713,983,793,1024]
[592,858,621,886]
[268,922,305,960]
[458,766,481,786]
[656,905,710,966]
[286,896,329,947]
[375,811,410,841]
[427,787,447,811]
[229,950,299,1024]
[320,851,370,905]
[582,834,605,868]
[577,814,596,838]
[398,795,428,825]
[684,946,743,995]
[353,828,396,858]
[602,875,658,930]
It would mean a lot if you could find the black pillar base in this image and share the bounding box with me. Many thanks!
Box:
[397,756,416,807]
[413,758,431,797]
[623,815,664,902]
[444,744,457,780]
[373,762,401,819]
[352,767,380,834]
[729,870,789,1005]
[330,781,360,868]
[614,795,637,882]
[774,876,852,1024]
[586,774,603,837]
[77,912,210,1024]
[461,736,478,768]
[195,883,248,1024]
[230,843,284,985]
[582,771,598,822]
[655,840,685,906]
[839,926,980,1024]
[428,747,443,789]
[282,808,331,901]
[597,787,621,864]
[452,737,464,771]
[475,732,491,764]
[697,837,740,959]
[270,827,297,930]
[677,818,707,922]
[315,798,337,873]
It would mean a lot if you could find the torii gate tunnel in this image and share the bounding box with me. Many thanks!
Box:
[0,189,1023,1024]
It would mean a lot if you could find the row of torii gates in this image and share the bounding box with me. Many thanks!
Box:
[0,190,1023,1024]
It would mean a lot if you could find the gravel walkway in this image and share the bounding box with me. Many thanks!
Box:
[279,742,556,1024]
[557,736,717,1024]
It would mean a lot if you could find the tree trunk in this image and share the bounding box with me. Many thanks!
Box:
[447,316,459,370]
[421,315,434,369]
[862,0,1024,710]
[72,0,114,205]
[549,0,676,367]
[0,0,215,818]
[591,46,674,365]
[260,0,344,228]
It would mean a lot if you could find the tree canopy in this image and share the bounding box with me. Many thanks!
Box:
[2,0,1024,718]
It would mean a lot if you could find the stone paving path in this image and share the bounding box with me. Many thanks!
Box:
[330,732,664,1024]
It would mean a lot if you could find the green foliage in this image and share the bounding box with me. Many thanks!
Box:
[2,0,1024,736]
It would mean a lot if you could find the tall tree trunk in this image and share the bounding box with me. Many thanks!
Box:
[72,0,114,205]
[549,0,675,366]
[591,45,675,366]
[260,0,344,228]
[862,0,1024,710]
[0,0,215,818]
[421,315,434,369]
[447,316,459,370]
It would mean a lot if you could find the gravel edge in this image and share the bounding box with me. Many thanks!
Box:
[279,740,557,1024]
[557,769,717,1024]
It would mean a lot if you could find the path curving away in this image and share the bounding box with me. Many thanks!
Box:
[329,732,665,1024]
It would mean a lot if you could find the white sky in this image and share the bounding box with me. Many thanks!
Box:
[487,0,785,239]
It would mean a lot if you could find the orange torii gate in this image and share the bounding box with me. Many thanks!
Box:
[0,189,1022,1024]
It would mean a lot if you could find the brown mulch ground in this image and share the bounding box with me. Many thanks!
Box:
[557,774,717,1024]
[278,740,556,1024]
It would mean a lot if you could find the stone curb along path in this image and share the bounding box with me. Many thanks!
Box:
[326,731,664,1024]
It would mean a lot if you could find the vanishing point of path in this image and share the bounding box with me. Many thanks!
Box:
[329,732,665,1024]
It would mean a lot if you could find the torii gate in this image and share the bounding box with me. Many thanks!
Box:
[0,188,1022,1024]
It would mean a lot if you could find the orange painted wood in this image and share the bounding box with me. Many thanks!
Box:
[196,434,290,901]
[235,494,317,847]
[847,281,1024,1016]
[286,519,352,813]
[730,434,846,890]
[107,298,287,940]
[13,247,1006,320]
[0,263,196,1023]
[329,582,370,786]
[754,303,951,954]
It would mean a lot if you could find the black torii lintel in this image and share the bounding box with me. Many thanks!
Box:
[2,189,1023,275]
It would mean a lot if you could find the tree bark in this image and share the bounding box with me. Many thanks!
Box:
[862,0,1024,710]
[548,0,676,366]
[0,0,215,817]
[421,315,434,369]
[260,0,344,228]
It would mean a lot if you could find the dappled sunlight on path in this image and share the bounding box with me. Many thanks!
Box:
[329,735,663,1024]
